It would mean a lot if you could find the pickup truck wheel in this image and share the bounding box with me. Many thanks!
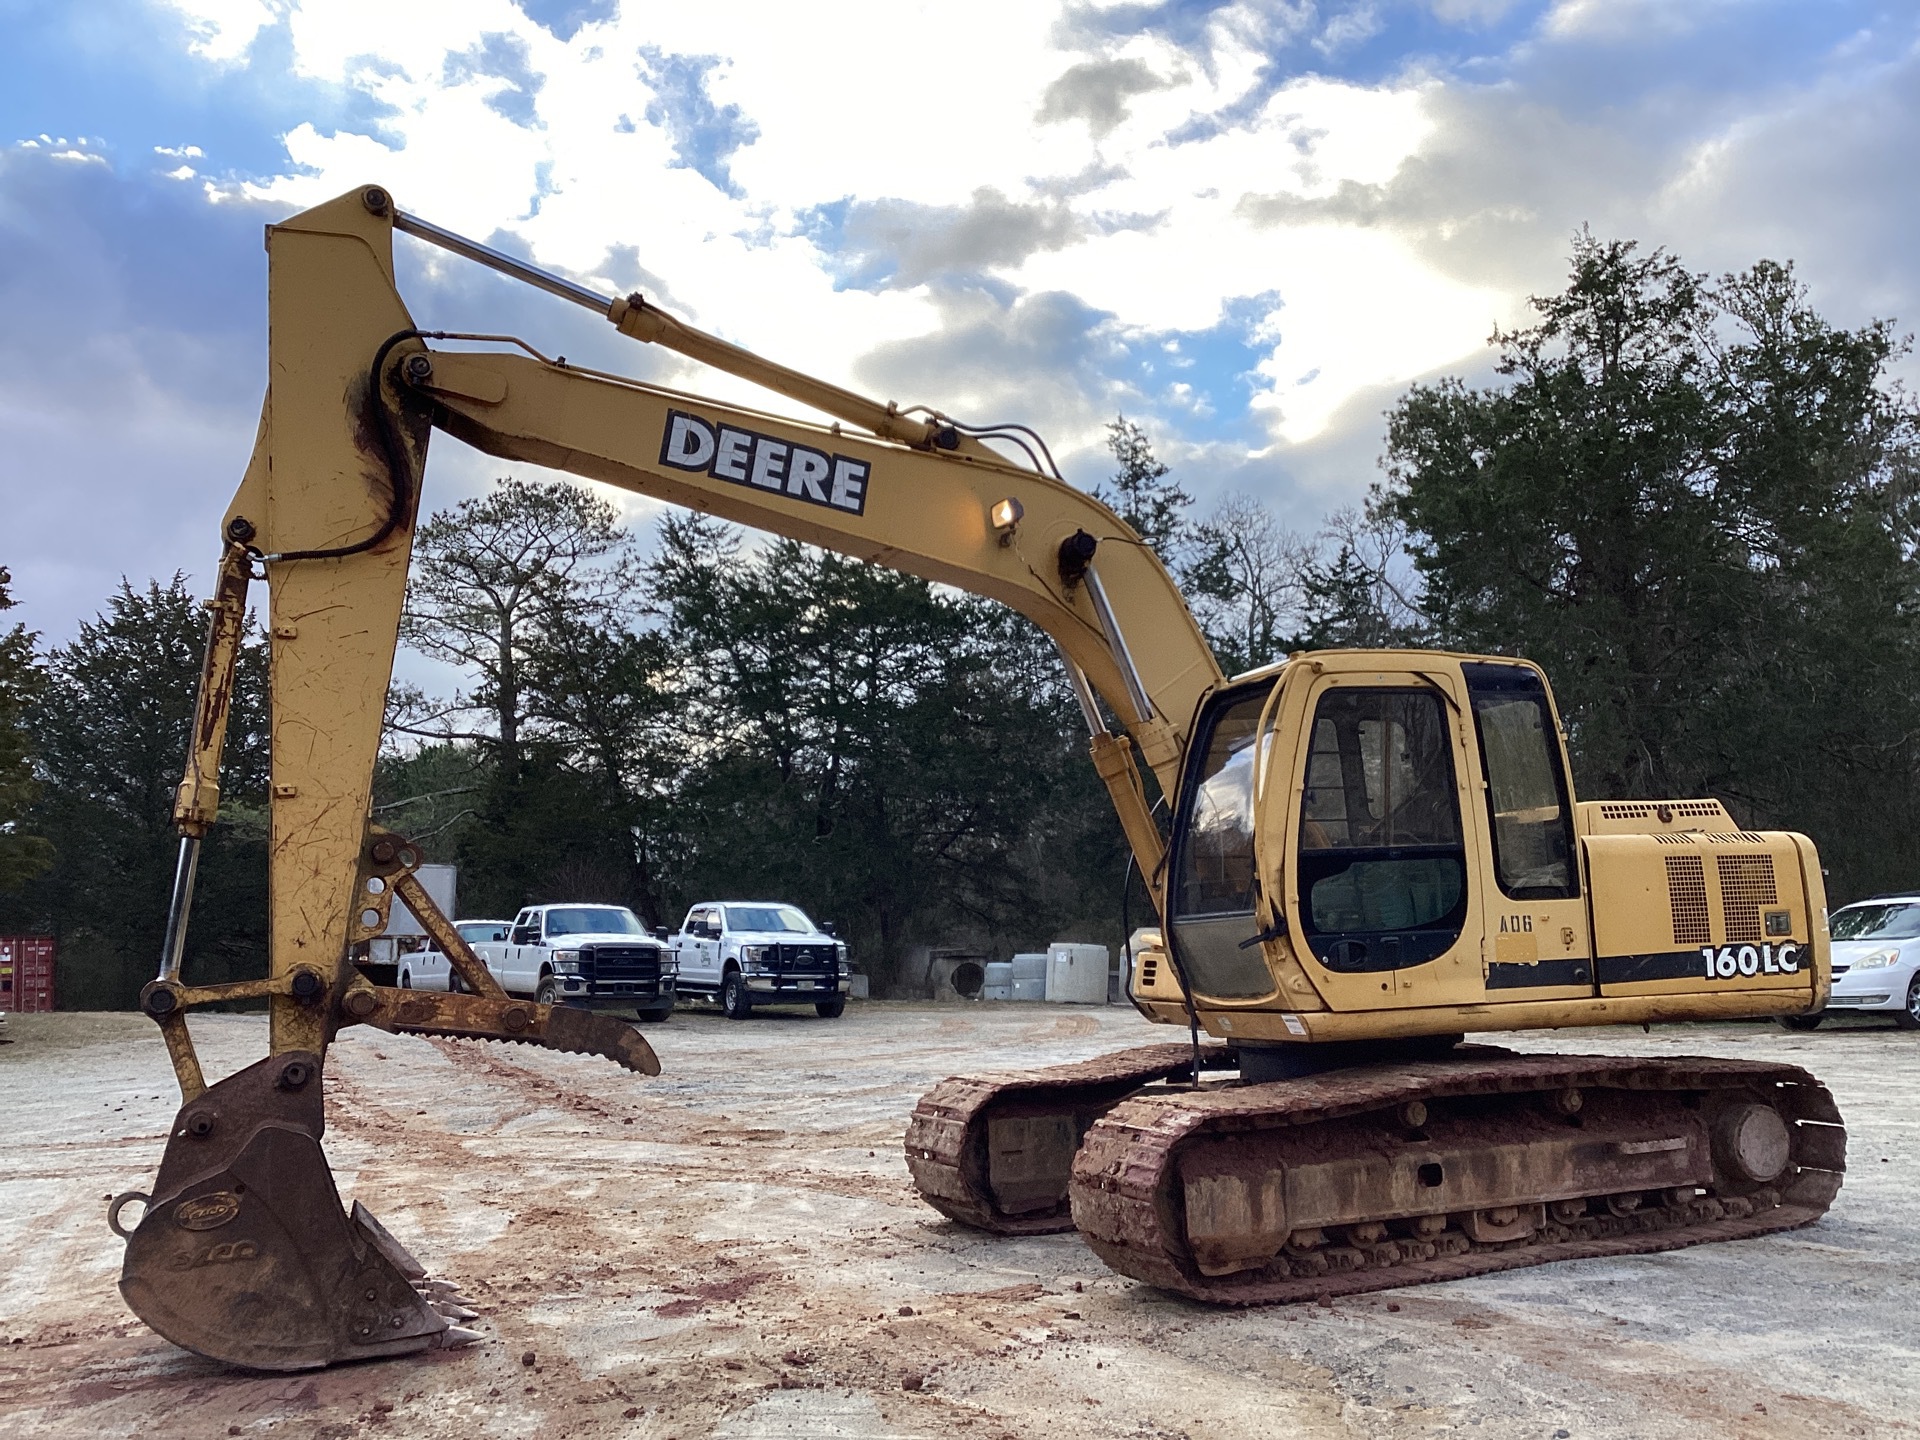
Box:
[399,971,412,989]
[815,997,846,1019]
[721,971,752,1020]
[638,1004,672,1023]
[536,976,562,1008]
[1775,1013,1823,1031]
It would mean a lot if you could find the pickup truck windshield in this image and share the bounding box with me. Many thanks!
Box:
[543,907,645,938]
[725,905,814,933]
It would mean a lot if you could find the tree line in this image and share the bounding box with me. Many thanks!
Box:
[1,235,1914,1005]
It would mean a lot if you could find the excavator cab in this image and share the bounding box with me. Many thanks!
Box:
[1133,651,1828,1044]
[1158,654,1580,1028]
[1167,663,1497,1008]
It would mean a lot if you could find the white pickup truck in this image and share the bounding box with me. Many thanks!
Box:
[399,918,510,993]
[671,901,850,1019]
[412,904,677,1021]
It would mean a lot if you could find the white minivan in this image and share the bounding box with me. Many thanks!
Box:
[1783,894,1920,1030]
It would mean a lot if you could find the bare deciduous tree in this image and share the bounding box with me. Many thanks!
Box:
[1186,493,1311,673]
[399,479,637,763]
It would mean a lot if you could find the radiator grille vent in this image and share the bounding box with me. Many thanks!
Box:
[1600,800,1726,820]
[1717,854,1779,944]
[1139,959,1159,988]
[1666,854,1711,946]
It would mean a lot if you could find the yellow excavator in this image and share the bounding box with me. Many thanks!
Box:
[110,185,1846,1368]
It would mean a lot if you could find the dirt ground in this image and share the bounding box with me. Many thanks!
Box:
[1,1001,1915,1440]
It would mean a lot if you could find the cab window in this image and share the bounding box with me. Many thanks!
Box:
[1173,691,1268,918]
[1167,684,1281,999]
[1297,687,1467,971]
[1462,663,1578,900]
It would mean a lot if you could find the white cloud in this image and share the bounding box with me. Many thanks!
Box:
[1318,3,1385,55]
[1542,0,1733,42]
[191,2,1490,462]
[13,0,1907,611]
[161,0,279,63]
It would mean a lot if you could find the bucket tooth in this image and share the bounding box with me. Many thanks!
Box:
[372,990,661,1075]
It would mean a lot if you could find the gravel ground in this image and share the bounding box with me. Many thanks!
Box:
[0,1002,1914,1440]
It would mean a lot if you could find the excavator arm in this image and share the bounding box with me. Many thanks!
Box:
[113,185,1222,1370]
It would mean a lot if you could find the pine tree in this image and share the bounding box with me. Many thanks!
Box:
[0,567,51,892]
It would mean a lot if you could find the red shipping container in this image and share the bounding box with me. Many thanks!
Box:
[0,935,56,1013]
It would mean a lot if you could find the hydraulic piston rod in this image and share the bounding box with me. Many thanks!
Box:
[382,190,980,457]
[148,538,253,1097]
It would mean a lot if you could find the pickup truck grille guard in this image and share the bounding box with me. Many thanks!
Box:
[579,944,669,999]
[767,942,838,973]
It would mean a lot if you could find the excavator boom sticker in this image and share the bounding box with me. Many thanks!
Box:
[660,410,870,515]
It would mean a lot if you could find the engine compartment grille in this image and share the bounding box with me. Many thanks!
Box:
[1716,854,1779,944]
[1665,854,1711,946]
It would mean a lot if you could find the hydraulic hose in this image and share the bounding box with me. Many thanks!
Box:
[257,329,424,565]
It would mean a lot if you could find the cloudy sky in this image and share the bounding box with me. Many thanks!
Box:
[3,0,1917,644]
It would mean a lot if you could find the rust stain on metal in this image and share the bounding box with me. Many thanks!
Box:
[360,986,660,1076]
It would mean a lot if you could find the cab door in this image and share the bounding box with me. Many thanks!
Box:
[506,909,539,995]
[1277,663,1487,1012]
[1163,682,1284,1002]
[683,908,720,989]
[1458,661,1594,999]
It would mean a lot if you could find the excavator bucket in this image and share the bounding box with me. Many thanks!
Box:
[113,1051,470,1371]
